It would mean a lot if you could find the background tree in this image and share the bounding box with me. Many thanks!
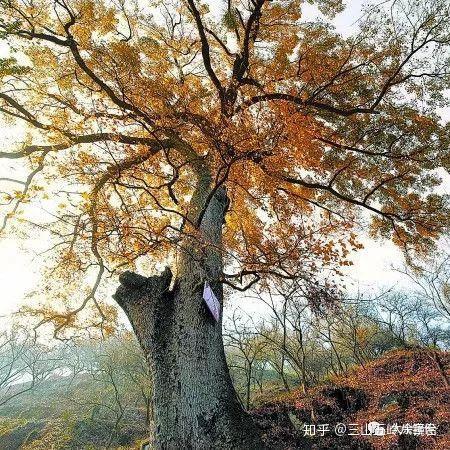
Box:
[0,328,61,407]
[0,0,449,447]
[0,329,153,449]
[226,283,449,406]
[251,278,313,392]
[66,332,153,448]
[224,312,268,409]
[398,249,450,321]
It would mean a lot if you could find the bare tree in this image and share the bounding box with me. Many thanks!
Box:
[0,328,61,406]
[224,312,268,409]
[398,252,450,321]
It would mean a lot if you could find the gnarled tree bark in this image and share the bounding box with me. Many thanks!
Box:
[113,187,264,449]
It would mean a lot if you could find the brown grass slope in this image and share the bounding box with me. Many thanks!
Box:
[251,349,450,449]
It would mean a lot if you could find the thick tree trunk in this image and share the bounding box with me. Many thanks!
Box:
[113,187,264,449]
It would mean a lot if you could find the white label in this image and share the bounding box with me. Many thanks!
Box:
[203,282,220,321]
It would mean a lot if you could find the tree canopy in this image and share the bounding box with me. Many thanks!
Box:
[0,0,449,334]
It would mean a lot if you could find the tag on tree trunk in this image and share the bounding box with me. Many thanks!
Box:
[203,281,220,321]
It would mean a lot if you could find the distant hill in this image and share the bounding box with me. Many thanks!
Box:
[251,349,450,449]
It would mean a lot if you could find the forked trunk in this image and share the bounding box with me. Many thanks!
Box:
[113,187,264,449]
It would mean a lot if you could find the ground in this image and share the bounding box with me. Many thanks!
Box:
[0,349,448,449]
[251,349,450,449]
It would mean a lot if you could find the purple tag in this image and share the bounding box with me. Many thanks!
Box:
[203,282,220,321]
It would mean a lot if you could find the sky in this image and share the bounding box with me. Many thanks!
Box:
[0,0,448,319]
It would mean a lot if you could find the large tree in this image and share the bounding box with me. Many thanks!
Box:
[0,0,449,447]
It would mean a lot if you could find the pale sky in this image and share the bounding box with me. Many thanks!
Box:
[0,0,448,319]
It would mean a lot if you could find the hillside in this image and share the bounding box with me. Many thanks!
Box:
[0,374,147,450]
[0,349,448,449]
[251,349,450,449]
